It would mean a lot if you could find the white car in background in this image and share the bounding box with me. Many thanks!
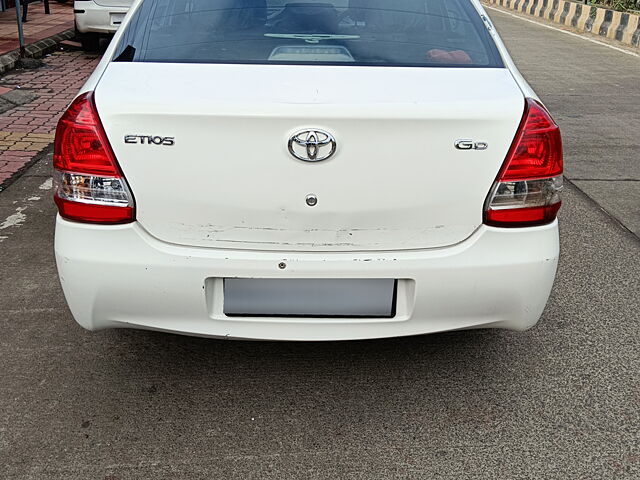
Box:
[74,0,133,51]
[54,0,563,341]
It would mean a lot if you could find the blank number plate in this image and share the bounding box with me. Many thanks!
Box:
[224,278,397,318]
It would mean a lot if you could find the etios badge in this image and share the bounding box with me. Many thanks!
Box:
[288,129,336,162]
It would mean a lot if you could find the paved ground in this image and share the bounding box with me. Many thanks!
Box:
[0,50,99,186]
[0,2,73,55]
[0,8,638,480]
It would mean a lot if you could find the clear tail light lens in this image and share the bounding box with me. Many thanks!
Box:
[485,177,563,226]
[53,92,134,224]
[484,98,563,228]
[53,171,134,224]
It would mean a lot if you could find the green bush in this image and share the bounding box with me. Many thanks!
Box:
[589,0,640,12]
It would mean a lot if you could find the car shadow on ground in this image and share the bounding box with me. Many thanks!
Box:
[91,324,541,403]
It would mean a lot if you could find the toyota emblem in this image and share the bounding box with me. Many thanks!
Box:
[288,129,337,162]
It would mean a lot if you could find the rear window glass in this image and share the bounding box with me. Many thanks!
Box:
[115,0,503,68]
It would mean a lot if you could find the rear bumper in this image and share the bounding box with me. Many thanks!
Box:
[55,217,559,341]
[74,1,129,34]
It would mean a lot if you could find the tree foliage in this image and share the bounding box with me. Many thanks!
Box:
[589,0,640,12]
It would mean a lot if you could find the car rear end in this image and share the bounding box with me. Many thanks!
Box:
[54,0,563,341]
[75,0,132,34]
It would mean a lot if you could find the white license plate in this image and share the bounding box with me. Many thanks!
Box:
[224,279,397,318]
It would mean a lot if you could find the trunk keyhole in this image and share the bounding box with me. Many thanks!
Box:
[306,194,318,207]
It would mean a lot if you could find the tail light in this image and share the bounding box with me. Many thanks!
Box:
[484,98,563,228]
[53,92,134,224]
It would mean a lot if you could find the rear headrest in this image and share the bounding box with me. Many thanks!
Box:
[189,0,268,29]
[273,3,339,33]
[349,0,427,31]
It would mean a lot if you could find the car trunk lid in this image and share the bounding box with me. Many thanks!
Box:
[95,63,524,251]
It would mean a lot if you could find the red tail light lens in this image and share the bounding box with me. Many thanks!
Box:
[484,99,563,228]
[53,92,134,224]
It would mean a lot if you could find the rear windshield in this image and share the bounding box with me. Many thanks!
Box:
[114,0,503,68]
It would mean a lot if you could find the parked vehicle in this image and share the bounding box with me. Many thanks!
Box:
[54,0,563,341]
[74,0,132,51]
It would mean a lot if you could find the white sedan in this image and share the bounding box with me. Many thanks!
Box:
[74,0,133,51]
[54,0,563,341]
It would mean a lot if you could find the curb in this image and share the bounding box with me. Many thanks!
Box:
[483,0,640,48]
[0,145,52,193]
[0,29,76,75]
